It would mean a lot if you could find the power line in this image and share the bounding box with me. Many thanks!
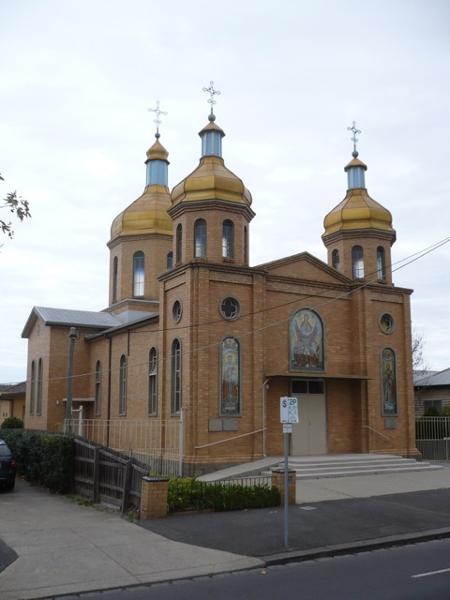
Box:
[41,234,450,384]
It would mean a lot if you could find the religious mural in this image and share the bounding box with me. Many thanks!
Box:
[290,309,324,371]
[382,348,397,415]
[221,337,240,415]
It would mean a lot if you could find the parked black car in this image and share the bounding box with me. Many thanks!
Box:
[0,439,17,491]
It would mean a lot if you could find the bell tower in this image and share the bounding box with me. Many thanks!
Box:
[322,122,396,285]
[107,103,173,316]
[169,82,255,268]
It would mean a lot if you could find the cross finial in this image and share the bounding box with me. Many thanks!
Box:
[347,120,362,157]
[202,80,221,119]
[148,100,167,139]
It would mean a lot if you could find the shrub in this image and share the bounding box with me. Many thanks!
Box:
[168,477,280,512]
[0,429,73,493]
[1,416,24,429]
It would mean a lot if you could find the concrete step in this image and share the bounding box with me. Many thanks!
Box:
[294,464,443,480]
[265,454,443,480]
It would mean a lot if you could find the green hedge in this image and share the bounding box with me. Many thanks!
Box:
[0,416,24,429]
[0,430,73,493]
[168,477,280,512]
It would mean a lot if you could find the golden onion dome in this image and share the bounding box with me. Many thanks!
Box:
[110,137,172,242]
[323,156,394,237]
[110,186,172,241]
[171,155,252,206]
[171,116,252,207]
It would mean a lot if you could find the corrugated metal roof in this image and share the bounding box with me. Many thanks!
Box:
[22,305,159,338]
[414,368,450,387]
[36,307,120,328]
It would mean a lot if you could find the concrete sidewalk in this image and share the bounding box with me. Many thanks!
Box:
[1,465,450,599]
[0,480,262,600]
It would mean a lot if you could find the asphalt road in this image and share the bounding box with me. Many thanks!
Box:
[139,488,450,556]
[54,538,450,600]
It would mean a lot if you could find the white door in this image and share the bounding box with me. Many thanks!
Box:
[291,393,327,455]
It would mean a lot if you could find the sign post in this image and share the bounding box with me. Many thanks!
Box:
[280,397,299,548]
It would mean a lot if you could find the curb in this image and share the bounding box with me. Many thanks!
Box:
[261,527,450,565]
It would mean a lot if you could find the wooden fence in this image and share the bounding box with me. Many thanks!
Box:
[73,437,148,513]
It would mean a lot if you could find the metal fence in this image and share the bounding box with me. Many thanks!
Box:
[416,417,450,460]
[65,417,182,476]
[73,438,148,512]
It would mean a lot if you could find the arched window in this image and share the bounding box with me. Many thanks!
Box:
[119,355,127,415]
[176,224,182,264]
[95,360,101,416]
[377,246,386,281]
[36,358,43,416]
[382,348,397,415]
[133,251,145,296]
[148,347,158,416]
[352,245,364,279]
[244,226,248,263]
[289,309,324,371]
[220,337,240,416]
[222,219,234,259]
[166,251,173,270]
[332,249,340,270]
[112,256,118,303]
[194,218,207,258]
[171,339,182,415]
[30,360,35,416]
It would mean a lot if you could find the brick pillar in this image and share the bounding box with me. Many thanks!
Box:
[140,476,169,519]
[271,469,296,505]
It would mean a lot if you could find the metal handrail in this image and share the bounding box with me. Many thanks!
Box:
[194,427,267,449]
[363,425,393,443]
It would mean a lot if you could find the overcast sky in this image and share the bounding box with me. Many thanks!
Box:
[1,0,449,382]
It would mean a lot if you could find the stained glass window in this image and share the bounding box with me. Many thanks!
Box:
[382,348,397,415]
[220,337,240,415]
[289,309,324,371]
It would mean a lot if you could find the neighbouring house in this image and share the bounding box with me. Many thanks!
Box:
[0,381,26,425]
[21,102,417,475]
[414,369,450,416]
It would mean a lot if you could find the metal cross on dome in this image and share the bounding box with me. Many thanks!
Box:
[202,80,221,114]
[148,100,167,138]
[347,120,362,157]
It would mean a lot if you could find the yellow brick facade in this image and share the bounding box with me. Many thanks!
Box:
[22,116,418,474]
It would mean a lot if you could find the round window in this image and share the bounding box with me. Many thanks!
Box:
[172,300,182,323]
[220,297,240,320]
[379,313,394,334]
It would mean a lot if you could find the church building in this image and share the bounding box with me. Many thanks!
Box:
[22,91,418,474]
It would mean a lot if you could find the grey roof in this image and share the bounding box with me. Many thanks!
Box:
[85,312,159,340]
[0,381,26,397]
[22,306,122,338]
[22,305,159,339]
[414,368,450,387]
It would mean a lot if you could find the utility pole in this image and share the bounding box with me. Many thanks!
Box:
[65,327,78,429]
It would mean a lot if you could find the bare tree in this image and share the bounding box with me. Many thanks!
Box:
[412,330,426,372]
[1,173,31,238]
